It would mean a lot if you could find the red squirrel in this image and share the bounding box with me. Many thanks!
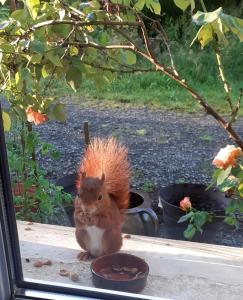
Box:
[74,137,130,260]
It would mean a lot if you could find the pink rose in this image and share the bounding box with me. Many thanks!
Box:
[212,145,243,169]
[26,107,48,125]
[180,197,192,212]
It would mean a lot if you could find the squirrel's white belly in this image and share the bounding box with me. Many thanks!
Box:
[85,226,105,257]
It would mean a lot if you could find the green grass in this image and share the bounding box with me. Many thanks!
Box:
[199,134,214,143]
[136,129,147,136]
[50,17,243,115]
[61,72,242,115]
[141,180,156,193]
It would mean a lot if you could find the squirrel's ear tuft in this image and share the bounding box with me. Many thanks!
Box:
[81,172,86,180]
[101,173,105,183]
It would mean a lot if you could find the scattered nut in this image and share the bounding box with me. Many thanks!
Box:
[43,260,52,266]
[124,234,131,239]
[59,269,70,277]
[34,260,43,268]
[123,266,138,274]
[112,265,123,272]
[70,272,79,282]
[130,267,138,275]
[25,227,32,231]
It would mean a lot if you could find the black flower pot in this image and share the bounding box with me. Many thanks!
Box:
[56,174,159,237]
[159,183,228,243]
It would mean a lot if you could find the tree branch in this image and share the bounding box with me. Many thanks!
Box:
[81,60,155,73]
[24,20,141,36]
[229,88,243,125]
[9,0,17,12]
[154,21,179,76]
[214,45,233,111]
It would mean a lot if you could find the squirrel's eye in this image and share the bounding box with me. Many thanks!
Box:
[98,194,103,201]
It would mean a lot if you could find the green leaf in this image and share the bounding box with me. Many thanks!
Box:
[15,71,23,90]
[51,150,60,160]
[41,65,49,78]
[29,53,42,64]
[11,9,29,25]
[46,53,63,67]
[192,7,223,26]
[224,216,238,227]
[52,103,66,122]
[66,65,82,91]
[0,43,15,53]
[218,178,236,192]
[178,211,194,224]
[136,129,146,136]
[125,51,136,65]
[173,0,191,11]
[99,32,109,46]
[212,168,222,182]
[50,24,72,38]
[217,165,232,185]
[238,183,243,197]
[150,0,161,15]
[69,46,79,56]
[193,211,209,229]
[134,0,145,11]
[183,224,196,240]
[191,23,213,48]
[30,40,45,53]
[221,14,243,42]
[25,0,40,20]
[2,110,11,132]
[0,20,10,30]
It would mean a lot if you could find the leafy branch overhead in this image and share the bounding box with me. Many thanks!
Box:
[0,0,243,151]
[191,7,243,48]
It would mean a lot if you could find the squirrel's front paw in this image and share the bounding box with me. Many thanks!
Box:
[88,216,99,226]
[79,212,90,224]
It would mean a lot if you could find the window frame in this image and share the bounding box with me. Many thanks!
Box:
[0,104,163,300]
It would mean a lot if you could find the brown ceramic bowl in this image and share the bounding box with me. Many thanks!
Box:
[91,253,149,293]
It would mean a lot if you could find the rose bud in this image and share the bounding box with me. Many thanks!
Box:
[180,197,192,212]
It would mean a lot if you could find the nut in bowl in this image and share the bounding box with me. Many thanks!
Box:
[91,253,149,293]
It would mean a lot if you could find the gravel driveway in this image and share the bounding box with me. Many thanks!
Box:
[36,100,243,247]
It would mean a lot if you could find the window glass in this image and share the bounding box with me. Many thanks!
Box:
[1,0,243,298]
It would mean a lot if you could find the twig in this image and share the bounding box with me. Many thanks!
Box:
[26,122,38,180]
[200,0,207,12]
[67,41,135,51]
[24,20,141,36]
[43,67,57,95]
[136,13,155,59]
[229,88,243,124]
[81,60,155,73]
[10,0,17,12]
[154,21,179,76]
[214,45,233,111]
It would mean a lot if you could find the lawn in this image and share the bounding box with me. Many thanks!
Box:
[51,16,243,116]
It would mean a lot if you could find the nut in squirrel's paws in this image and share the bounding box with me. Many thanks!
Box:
[79,211,90,224]
[88,215,99,226]
[77,251,91,261]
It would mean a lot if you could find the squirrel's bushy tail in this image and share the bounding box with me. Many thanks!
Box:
[77,137,130,210]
